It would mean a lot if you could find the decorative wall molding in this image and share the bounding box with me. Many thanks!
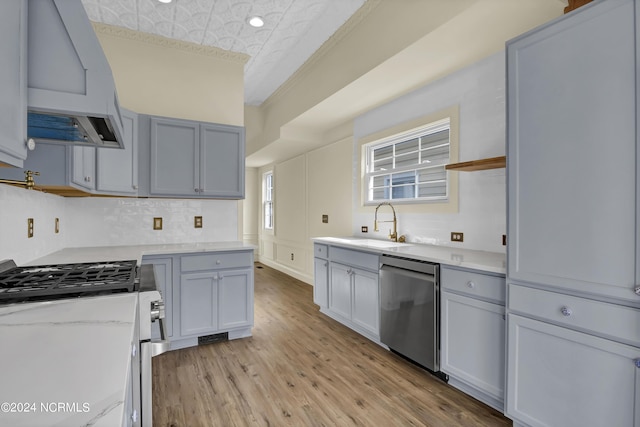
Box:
[92,23,250,65]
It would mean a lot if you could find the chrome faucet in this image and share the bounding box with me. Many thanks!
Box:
[374,202,405,242]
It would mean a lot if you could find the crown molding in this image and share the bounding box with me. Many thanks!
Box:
[92,22,250,65]
[262,0,382,108]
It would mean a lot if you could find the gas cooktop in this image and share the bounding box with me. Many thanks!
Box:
[0,259,138,304]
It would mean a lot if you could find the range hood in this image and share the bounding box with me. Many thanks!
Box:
[26,0,124,149]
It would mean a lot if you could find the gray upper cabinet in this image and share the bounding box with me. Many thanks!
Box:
[148,116,245,199]
[0,109,138,196]
[0,0,27,167]
[507,0,639,303]
[96,109,139,195]
[200,123,245,198]
[149,118,199,196]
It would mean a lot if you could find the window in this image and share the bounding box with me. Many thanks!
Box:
[263,171,273,229]
[364,118,450,204]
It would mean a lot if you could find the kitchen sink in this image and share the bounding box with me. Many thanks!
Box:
[321,237,411,249]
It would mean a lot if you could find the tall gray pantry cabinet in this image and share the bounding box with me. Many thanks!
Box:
[506,0,640,426]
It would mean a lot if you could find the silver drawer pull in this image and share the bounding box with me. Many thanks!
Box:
[634,359,640,368]
[560,306,572,317]
[467,281,475,289]
[635,285,640,296]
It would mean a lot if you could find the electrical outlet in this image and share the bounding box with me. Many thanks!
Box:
[194,216,203,228]
[290,253,294,261]
[322,214,328,224]
[502,234,507,246]
[451,232,464,242]
[153,217,163,230]
[27,218,34,238]
[55,218,60,234]
[361,226,368,233]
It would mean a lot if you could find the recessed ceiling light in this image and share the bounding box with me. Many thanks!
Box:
[248,16,264,28]
[157,0,172,3]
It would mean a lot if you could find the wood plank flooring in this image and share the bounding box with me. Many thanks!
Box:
[152,263,511,427]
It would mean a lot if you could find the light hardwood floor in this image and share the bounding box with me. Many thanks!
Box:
[152,263,511,427]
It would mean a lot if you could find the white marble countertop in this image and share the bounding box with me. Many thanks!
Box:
[0,293,138,427]
[28,241,256,266]
[313,237,506,274]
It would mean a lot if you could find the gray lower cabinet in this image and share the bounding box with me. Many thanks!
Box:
[440,266,505,412]
[506,284,640,427]
[313,256,329,308]
[147,116,245,199]
[440,265,505,412]
[316,244,380,343]
[174,250,254,350]
[0,0,27,167]
[507,313,640,427]
[71,146,96,191]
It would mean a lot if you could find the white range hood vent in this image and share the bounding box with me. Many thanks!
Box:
[26,0,124,149]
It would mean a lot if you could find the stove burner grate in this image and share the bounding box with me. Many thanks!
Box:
[0,260,138,303]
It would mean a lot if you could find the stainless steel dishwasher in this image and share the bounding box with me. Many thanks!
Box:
[379,254,445,379]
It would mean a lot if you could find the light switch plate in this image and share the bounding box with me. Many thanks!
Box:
[194,216,203,228]
[27,218,34,238]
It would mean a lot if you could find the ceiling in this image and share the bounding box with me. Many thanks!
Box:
[80,0,366,106]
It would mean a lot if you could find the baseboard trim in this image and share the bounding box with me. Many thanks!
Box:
[256,257,313,285]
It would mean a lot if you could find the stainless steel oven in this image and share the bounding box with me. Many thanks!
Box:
[137,264,170,427]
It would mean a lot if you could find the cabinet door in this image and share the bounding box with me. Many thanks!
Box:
[506,314,640,427]
[71,146,95,190]
[0,0,27,167]
[150,118,199,196]
[179,272,218,337]
[96,109,138,194]
[200,123,245,198]
[142,257,173,339]
[441,291,505,402]
[351,268,379,336]
[219,268,253,330]
[329,262,352,320]
[313,258,329,308]
[507,0,638,301]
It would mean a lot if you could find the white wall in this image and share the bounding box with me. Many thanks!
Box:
[0,185,67,265]
[353,52,506,253]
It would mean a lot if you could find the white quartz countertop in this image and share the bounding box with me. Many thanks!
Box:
[0,293,138,427]
[313,237,506,274]
[27,241,256,266]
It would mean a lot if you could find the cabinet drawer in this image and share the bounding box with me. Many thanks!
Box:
[441,267,505,304]
[181,251,253,272]
[330,247,379,271]
[509,284,640,346]
[314,243,328,259]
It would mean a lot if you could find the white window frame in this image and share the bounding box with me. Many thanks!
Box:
[263,171,273,230]
[363,118,451,205]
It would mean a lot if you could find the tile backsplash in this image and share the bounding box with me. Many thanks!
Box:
[0,184,238,265]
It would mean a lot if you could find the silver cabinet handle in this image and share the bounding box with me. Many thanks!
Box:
[635,285,640,296]
[131,344,136,358]
[467,281,475,289]
[194,188,199,193]
[132,185,138,190]
[634,359,640,368]
[131,409,138,423]
[219,274,224,279]
[560,306,572,317]
[216,260,221,265]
